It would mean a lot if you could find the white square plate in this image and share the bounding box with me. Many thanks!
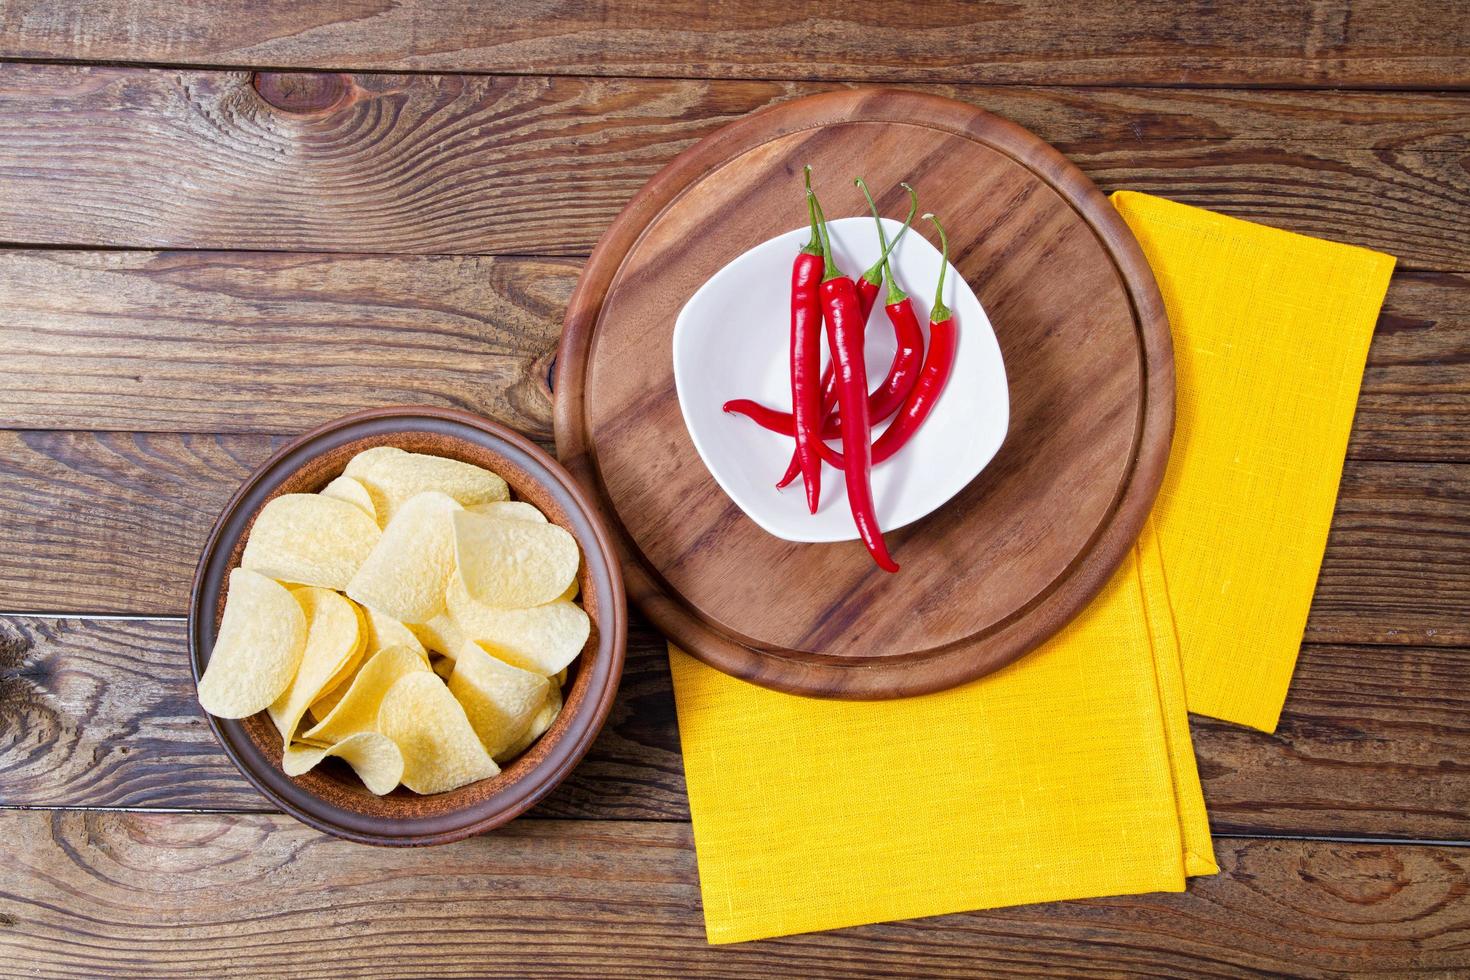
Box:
[673,216,1009,542]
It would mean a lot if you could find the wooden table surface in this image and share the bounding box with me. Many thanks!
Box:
[0,2,1466,975]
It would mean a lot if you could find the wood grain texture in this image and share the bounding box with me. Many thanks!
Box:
[0,432,288,615]
[1308,461,1470,647]
[0,251,569,440]
[1,64,1466,266]
[1,813,1467,976]
[0,615,683,819]
[1348,269,1470,463]
[4,616,1467,840]
[0,253,1463,461]
[570,88,1176,696]
[1199,642,1470,839]
[2,433,1464,644]
[2,0,1467,89]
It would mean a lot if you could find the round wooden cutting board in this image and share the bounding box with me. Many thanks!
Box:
[555,89,1172,699]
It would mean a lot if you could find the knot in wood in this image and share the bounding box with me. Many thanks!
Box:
[251,72,352,115]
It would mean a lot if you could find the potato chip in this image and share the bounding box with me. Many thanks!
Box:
[556,576,580,603]
[282,732,404,796]
[314,599,368,697]
[267,587,361,742]
[362,605,428,662]
[408,612,466,657]
[448,642,550,758]
[319,475,377,522]
[452,511,580,609]
[341,445,402,471]
[302,645,429,744]
[534,682,563,732]
[431,655,455,681]
[466,500,546,523]
[494,681,564,764]
[346,491,462,624]
[310,674,352,723]
[345,446,508,525]
[446,575,589,676]
[197,568,307,718]
[241,493,381,591]
[553,667,568,687]
[304,602,367,724]
[377,672,500,794]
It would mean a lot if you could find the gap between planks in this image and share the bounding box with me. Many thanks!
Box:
[1,54,1468,95]
[0,242,1463,277]
[1,805,1465,849]
[8,609,1469,653]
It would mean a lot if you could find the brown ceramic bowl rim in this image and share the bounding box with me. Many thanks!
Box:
[188,406,627,846]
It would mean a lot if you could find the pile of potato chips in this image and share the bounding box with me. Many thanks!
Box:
[197,447,589,795]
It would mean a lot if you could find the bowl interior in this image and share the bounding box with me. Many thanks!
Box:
[672,216,1009,543]
[190,410,624,845]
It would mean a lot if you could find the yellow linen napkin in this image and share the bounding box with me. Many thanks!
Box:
[1114,192,1395,731]
[672,520,1214,945]
[670,194,1394,944]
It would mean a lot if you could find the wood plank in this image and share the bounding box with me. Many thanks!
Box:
[1198,641,1470,838]
[2,0,1467,89]
[1349,269,1470,463]
[0,432,287,615]
[1308,461,1470,646]
[0,257,1464,461]
[1,813,1466,976]
[0,615,684,820]
[1,65,1465,266]
[0,251,571,440]
[2,431,1464,642]
[3,615,1466,841]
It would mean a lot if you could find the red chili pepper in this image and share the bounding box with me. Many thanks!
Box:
[809,281,877,419]
[731,297,956,471]
[725,183,919,487]
[801,180,920,434]
[788,169,826,513]
[818,213,957,470]
[769,288,870,490]
[845,178,924,423]
[811,188,898,572]
[856,277,882,329]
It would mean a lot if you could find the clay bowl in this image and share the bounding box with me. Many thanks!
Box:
[189,407,626,846]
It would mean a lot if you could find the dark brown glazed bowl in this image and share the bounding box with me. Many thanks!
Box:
[189,407,626,846]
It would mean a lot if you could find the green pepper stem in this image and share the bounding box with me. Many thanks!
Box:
[855,177,890,288]
[810,188,843,283]
[857,179,918,304]
[925,213,952,323]
[800,168,822,256]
